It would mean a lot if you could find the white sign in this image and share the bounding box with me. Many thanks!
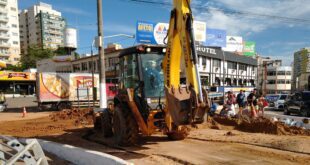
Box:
[222,36,243,53]
[153,23,169,45]
[193,21,207,42]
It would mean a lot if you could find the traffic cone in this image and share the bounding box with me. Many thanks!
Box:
[22,107,27,118]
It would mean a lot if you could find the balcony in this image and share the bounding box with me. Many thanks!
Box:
[0,7,7,13]
[0,42,10,47]
[0,25,9,31]
[0,0,7,5]
[0,51,9,56]
[0,16,8,22]
[0,33,9,39]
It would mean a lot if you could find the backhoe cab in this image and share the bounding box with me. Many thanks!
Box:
[96,0,210,146]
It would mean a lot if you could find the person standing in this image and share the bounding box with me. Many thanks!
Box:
[247,89,258,118]
[237,90,245,115]
[0,92,6,104]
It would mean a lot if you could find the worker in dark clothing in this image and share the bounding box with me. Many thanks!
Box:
[247,89,258,118]
[236,90,245,115]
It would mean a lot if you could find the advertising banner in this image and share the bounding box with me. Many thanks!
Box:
[193,21,207,42]
[136,21,169,45]
[136,21,208,45]
[204,28,226,48]
[243,41,256,56]
[0,71,36,81]
[222,36,243,54]
[38,73,99,102]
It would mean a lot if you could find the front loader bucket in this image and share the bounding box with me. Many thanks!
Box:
[165,86,193,126]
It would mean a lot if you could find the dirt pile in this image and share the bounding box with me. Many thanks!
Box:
[50,108,94,126]
[211,116,310,136]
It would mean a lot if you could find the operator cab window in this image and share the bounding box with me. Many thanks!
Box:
[120,55,138,89]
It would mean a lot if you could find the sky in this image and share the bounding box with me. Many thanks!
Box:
[18,0,310,66]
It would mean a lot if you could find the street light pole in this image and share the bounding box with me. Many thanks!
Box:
[91,40,95,107]
[97,0,107,108]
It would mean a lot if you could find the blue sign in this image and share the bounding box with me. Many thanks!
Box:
[204,28,226,48]
[136,21,169,45]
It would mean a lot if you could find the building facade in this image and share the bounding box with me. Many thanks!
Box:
[292,48,310,91]
[265,66,292,94]
[0,0,20,65]
[19,2,66,55]
[195,46,257,94]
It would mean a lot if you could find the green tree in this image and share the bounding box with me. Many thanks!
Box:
[20,45,54,69]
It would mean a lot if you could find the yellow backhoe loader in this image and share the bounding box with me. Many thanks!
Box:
[96,0,210,146]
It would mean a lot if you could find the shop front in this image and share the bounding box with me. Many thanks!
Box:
[0,71,36,96]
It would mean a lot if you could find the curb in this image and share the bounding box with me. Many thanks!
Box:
[20,138,130,165]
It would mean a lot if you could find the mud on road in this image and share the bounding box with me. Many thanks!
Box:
[0,109,309,165]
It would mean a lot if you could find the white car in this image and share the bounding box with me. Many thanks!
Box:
[265,94,288,110]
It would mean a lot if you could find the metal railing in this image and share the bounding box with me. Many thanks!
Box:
[0,136,48,165]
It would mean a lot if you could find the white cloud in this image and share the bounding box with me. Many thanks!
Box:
[104,23,136,34]
[192,0,310,35]
[57,6,90,16]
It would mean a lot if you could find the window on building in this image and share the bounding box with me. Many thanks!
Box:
[12,32,18,36]
[14,58,20,61]
[213,59,221,68]
[267,71,276,76]
[10,7,17,11]
[13,41,18,45]
[277,80,286,84]
[228,62,237,69]
[286,71,292,75]
[11,24,17,28]
[73,64,81,72]
[267,80,276,84]
[286,80,291,84]
[277,71,285,75]
[202,57,207,67]
[239,64,247,71]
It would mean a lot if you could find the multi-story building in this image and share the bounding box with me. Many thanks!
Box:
[19,2,66,55]
[257,56,282,94]
[265,66,292,94]
[292,48,310,91]
[0,0,20,65]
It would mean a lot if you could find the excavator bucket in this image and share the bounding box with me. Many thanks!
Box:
[165,86,210,126]
[165,86,193,126]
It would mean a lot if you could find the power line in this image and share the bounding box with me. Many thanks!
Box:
[123,0,310,24]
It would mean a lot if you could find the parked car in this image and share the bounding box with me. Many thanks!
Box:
[265,94,288,110]
[284,91,310,117]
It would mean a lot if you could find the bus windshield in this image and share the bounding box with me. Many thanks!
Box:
[140,53,164,98]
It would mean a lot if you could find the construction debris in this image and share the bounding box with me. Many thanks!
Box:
[211,116,310,136]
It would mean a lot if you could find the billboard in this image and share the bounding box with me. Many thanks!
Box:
[222,36,243,54]
[243,41,256,56]
[193,21,207,42]
[64,28,77,48]
[136,21,207,45]
[0,71,36,81]
[136,21,169,45]
[204,28,226,47]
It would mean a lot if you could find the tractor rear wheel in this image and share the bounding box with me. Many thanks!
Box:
[101,109,113,137]
[113,104,139,146]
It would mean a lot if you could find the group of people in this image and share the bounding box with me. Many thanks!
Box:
[219,89,268,118]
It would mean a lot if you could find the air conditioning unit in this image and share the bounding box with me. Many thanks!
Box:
[241,70,244,74]
[214,67,219,71]
[231,69,235,73]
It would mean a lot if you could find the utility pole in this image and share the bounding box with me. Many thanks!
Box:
[97,0,107,108]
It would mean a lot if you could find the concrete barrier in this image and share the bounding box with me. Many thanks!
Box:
[20,139,130,165]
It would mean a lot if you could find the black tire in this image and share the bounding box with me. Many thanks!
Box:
[300,108,309,117]
[167,126,189,140]
[284,107,290,115]
[101,109,113,137]
[113,104,139,146]
[57,102,71,111]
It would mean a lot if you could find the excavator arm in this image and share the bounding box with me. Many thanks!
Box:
[163,0,209,131]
